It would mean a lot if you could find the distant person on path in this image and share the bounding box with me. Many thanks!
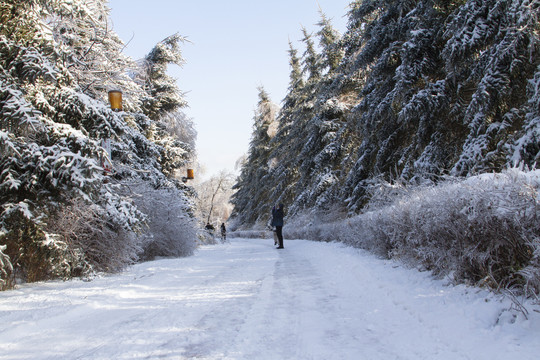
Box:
[220,223,227,241]
[271,203,285,249]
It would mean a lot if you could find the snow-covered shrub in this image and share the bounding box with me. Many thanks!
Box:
[382,169,539,292]
[290,169,539,296]
[0,205,75,284]
[129,181,197,260]
[520,243,540,298]
[46,199,142,274]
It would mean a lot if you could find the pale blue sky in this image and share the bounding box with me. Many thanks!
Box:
[108,0,351,178]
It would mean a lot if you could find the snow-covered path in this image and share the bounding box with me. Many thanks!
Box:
[1,239,539,360]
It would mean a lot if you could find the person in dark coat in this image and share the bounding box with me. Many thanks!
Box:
[271,203,285,249]
[220,223,226,241]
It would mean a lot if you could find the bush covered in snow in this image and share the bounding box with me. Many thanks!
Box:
[198,230,220,245]
[1,206,77,284]
[46,199,142,274]
[286,169,540,296]
[129,181,197,260]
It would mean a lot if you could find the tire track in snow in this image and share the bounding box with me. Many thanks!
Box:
[225,242,406,360]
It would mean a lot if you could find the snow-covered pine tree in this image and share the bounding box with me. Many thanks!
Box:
[44,0,143,110]
[300,26,323,83]
[342,0,539,210]
[340,0,446,211]
[512,64,540,165]
[257,42,305,215]
[232,0,538,224]
[263,28,325,217]
[1,0,114,284]
[233,12,355,223]
[0,0,197,289]
[230,87,278,228]
[445,0,540,175]
[289,11,352,215]
[316,10,344,73]
[135,34,194,177]
[286,40,304,95]
[98,32,197,261]
[139,33,188,120]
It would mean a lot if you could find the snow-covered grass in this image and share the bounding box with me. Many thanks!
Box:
[0,239,538,359]
[286,169,540,296]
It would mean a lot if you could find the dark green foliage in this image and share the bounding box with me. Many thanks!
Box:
[140,34,188,120]
[233,0,540,223]
[230,87,279,227]
[1,209,76,283]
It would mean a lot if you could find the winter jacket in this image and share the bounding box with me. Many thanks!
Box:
[272,206,284,227]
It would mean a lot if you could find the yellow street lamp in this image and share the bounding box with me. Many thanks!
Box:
[108,90,123,111]
[182,168,194,183]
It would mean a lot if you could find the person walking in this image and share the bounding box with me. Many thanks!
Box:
[220,223,227,242]
[271,203,285,249]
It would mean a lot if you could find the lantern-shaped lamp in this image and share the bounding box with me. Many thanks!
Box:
[108,90,123,111]
[187,168,194,180]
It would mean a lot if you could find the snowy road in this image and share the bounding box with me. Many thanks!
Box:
[1,239,539,360]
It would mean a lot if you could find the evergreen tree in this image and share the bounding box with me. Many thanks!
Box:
[230,87,278,228]
[317,10,344,72]
[45,0,141,108]
[300,26,322,82]
[444,0,540,175]
[232,0,539,225]
[266,11,355,216]
[0,0,197,289]
[287,40,303,93]
[140,33,188,120]
[342,0,539,210]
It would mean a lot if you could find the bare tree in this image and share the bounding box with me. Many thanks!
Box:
[196,170,235,226]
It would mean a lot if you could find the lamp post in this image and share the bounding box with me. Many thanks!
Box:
[102,90,122,176]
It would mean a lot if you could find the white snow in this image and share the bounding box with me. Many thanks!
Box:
[1,238,539,360]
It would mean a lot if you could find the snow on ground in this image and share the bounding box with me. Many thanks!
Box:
[1,238,539,360]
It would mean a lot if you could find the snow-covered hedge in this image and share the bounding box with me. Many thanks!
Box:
[1,206,79,284]
[286,169,540,296]
[129,182,197,260]
[46,199,142,274]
